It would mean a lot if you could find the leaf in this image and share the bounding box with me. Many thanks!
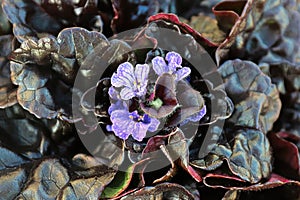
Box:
[261,62,300,138]
[268,132,300,180]
[228,129,272,183]
[9,27,110,119]
[167,128,202,182]
[101,165,135,198]
[101,159,149,198]
[2,0,113,42]
[1,103,85,160]
[148,13,218,52]
[215,0,254,65]
[0,168,27,199]
[222,174,300,200]
[58,155,116,199]
[2,0,62,42]
[192,128,272,184]
[188,14,226,44]
[0,147,117,200]
[120,183,195,200]
[0,35,17,108]
[38,0,112,33]
[141,129,202,183]
[0,145,28,199]
[19,159,70,199]
[212,0,247,34]
[190,60,280,182]
[217,0,300,66]
[0,5,11,35]
[111,0,160,33]
[246,1,300,65]
[203,173,248,189]
[167,80,204,126]
[218,59,281,133]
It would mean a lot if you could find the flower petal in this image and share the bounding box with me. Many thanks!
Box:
[148,117,160,132]
[108,87,119,100]
[132,122,149,141]
[111,110,132,140]
[166,51,182,71]
[120,87,135,100]
[108,100,127,114]
[152,56,168,75]
[135,64,149,97]
[135,64,149,85]
[175,67,191,81]
[111,62,135,88]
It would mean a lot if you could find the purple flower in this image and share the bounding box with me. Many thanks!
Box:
[152,51,191,81]
[107,87,127,115]
[111,62,150,100]
[110,110,160,141]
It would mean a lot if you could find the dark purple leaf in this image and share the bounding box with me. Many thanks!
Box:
[264,62,300,140]
[58,155,117,199]
[141,129,202,183]
[9,27,109,119]
[120,183,195,200]
[192,129,272,184]
[167,80,205,126]
[167,128,202,182]
[268,132,300,180]
[0,5,11,35]
[0,147,117,200]
[192,60,278,183]
[2,0,114,42]
[0,35,17,108]
[2,0,62,42]
[218,59,281,133]
[39,0,112,33]
[203,173,248,189]
[0,145,28,199]
[215,0,254,64]
[111,0,160,33]
[212,0,247,34]
[222,174,300,200]
[148,13,218,51]
[217,0,300,66]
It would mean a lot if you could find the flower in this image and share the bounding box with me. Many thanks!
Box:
[141,73,178,118]
[110,110,160,141]
[108,51,204,142]
[111,62,150,100]
[152,51,191,81]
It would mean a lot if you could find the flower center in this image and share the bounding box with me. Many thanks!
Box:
[149,98,163,110]
[129,112,141,122]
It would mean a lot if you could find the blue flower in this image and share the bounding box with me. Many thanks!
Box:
[110,110,160,141]
[111,62,150,100]
[152,51,191,81]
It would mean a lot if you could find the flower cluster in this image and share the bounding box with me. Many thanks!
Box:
[107,51,206,141]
